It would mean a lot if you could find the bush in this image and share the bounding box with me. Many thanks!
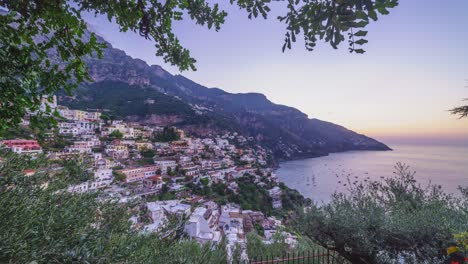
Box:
[153,127,180,142]
[228,175,273,215]
[140,149,156,158]
[246,232,288,261]
[108,130,124,139]
[113,171,126,182]
[298,163,468,264]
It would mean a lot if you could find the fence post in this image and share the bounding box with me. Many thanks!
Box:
[321,248,323,264]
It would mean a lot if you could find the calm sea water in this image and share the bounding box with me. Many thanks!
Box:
[276,144,468,203]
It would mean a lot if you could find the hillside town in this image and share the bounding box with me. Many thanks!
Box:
[0,96,302,260]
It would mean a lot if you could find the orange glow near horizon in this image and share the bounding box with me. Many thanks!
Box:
[357,119,468,139]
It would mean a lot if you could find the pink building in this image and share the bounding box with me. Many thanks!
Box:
[1,140,42,154]
[118,165,160,183]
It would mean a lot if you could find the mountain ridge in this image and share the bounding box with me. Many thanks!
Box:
[59,33,391,161]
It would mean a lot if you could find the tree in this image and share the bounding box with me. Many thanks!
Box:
[246,232,288,261]
[450,99,468,119]
[200,177,209,186]
[167,166,176,176]
[108,130,124,140]
[0,0,398,131]
[153,127,180,142]
[140,149,156,158]
[0,151,227,263]
[298,163,468,264]
[113,170,126,182]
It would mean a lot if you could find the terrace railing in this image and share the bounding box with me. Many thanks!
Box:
[248,248,344,264]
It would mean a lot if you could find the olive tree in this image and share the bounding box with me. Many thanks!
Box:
[298,163,468,264]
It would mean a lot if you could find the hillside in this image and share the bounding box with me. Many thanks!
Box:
[59,33,391,160]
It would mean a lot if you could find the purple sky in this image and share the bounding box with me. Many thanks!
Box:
[84,0,468,143]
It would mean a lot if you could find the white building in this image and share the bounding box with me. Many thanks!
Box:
[219,204,245,245]
[216,138,229,148]
[268,186,282,209]
[67,169,113,194]
[58,121,100,136]
[184,207,221,244]
[103,123,135,139]
[65,141,95,154]
[153,160,177,173]
[95,168,113,182]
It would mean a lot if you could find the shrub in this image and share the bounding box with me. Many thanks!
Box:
[298,163,468,264]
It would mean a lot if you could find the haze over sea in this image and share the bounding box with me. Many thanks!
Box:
[276,141,468,203]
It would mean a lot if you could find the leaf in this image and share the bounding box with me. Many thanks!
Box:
[354,20,369,28]
[354,30,368,37]
[354,39,369,45]
[378,7,390,15]
[368,9,378,21]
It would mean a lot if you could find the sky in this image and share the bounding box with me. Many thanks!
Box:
[84,0,468,144]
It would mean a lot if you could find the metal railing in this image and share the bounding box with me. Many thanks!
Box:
[249,249,343,264]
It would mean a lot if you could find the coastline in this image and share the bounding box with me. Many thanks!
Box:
[275,147,393,169]
[274,143,468,202]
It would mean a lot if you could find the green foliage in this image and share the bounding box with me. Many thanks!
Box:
[61,81,197,120]
[40,132,74,152]
[159,191,176,201]
[139,149,156,165]
[273,0,398,54]
[153,127,180,142]
[229,174,273,215]
[57,157,93,185]
[298,163,468,263]
[137,157,155,166]
[108,130,124,140]
[167,166,177,176]
[212,182,227,196]
[141,149,156,159]
[0,125,35,140]
[450,99,468,119]
[246,232,288,261]
[0,0,225,131]
[200,177,209,186]
[0,151,227,263]
[112,170,126,182]
[0,2,104,131]
[186,182,211,196]
[254,222,265,237]
[279,182,310,212]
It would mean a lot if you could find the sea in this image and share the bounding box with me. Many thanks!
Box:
[276,143,468,203]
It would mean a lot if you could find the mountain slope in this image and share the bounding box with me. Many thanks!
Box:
[59,34,391,160]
